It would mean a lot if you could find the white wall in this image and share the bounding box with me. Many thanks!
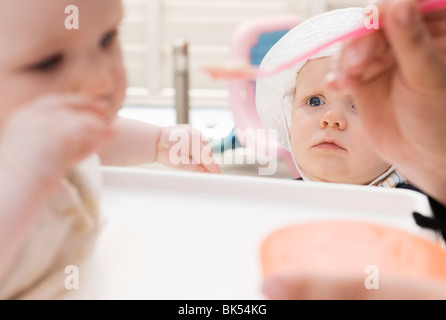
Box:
[120,0,367,108]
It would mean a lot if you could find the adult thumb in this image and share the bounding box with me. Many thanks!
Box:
[385,0,444,88]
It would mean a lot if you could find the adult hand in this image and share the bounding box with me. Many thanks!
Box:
[328,0,446,206]
[263,0,446,301]
[262,273,446,300]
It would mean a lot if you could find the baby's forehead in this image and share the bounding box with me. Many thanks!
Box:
[0,1,65,61]
[0,0,66,26]
[0,0,122,35]
[0,0,122,64]
[295,57,333,88]
[0,1,76,37]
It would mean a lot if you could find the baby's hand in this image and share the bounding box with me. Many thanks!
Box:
[156,125,221,174]
[0,94,115,189]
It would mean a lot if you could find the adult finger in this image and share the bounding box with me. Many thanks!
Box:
[262,274,367,300]
[385,0,446,89]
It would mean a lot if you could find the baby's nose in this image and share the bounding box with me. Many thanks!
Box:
[320,106,347,130]
[78,60,115,99]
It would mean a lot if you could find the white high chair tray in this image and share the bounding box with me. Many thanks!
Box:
[62,167,434,300]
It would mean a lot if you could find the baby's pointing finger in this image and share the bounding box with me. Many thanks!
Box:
[196,138,222,174]
[199,133,222,174]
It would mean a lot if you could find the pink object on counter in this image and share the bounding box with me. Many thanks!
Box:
[227,14,301,177]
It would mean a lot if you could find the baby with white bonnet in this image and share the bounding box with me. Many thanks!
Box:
[256,7,416,188]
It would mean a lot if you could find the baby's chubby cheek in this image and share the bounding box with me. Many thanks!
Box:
[109,100,123,119]
[109,71,127,116]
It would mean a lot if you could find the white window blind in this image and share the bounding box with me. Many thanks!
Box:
[120,0,367,108]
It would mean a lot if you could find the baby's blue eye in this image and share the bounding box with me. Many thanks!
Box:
[307,96,325,107]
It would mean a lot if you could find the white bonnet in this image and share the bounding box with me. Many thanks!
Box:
[255,7,366,150]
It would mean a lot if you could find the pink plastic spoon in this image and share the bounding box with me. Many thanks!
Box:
[201,0,446,80]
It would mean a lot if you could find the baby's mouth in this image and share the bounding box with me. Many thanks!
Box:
[313,140,346,151]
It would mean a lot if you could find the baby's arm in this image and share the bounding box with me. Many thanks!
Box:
[98,117,221,173]
[0,95,114,280]
[96,117,161,166]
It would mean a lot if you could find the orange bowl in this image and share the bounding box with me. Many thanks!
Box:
[260,221,446,281]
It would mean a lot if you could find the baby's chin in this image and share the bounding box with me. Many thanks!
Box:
[314,175,371,185]
[303,167,362,184]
